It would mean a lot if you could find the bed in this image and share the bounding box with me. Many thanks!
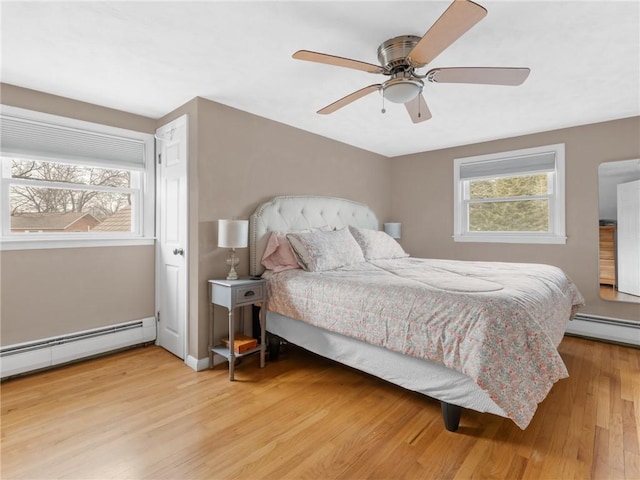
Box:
[249,195,584,431]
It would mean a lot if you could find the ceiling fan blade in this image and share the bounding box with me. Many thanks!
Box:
[427,67,531,85]
[318,85,382,114]
[407,0,487,67]
[293,50,386,74]
[405,94,432,123]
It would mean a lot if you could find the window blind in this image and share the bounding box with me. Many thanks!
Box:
[459,151,556,180]
[0,115,147,170]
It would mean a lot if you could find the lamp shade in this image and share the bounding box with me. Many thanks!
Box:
[218,219,248,248]
[383,222,401,239]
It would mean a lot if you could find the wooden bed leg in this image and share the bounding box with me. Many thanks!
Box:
[267,333,281,361]
[441,402,462,432]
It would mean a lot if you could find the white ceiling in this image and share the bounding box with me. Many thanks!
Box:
[1,1,639,158]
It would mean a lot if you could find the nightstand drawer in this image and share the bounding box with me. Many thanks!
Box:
[234,284,263,306]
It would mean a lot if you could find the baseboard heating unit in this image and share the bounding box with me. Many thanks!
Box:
[0,317,156,379]
[566,314,639,347]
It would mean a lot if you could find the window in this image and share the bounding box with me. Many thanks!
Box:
[453,144,566,244]
[0,106,154,250]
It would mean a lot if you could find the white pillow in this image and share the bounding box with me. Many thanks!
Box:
[348,225,409,260]
[287,228,365,272]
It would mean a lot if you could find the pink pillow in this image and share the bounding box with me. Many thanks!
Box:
[261,232,300,273]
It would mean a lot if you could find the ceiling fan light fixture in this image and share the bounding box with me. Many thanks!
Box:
[382,77,423,104]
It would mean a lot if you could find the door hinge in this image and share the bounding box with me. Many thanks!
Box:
[158,153,162,165]
[157,311,160,323]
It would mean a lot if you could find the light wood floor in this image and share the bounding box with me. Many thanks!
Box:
[599,285,640,303]
[1,336,638,480]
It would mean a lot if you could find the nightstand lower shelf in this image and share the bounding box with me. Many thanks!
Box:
[211,344,264,360]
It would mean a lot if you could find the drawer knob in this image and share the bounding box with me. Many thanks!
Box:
[244,290,255,297]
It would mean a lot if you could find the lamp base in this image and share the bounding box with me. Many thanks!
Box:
[226,249,240,280]
[226,269,239,281]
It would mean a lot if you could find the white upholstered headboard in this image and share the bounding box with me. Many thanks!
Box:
[249,195,379,276]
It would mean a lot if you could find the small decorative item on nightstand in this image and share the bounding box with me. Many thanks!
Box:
[208,277,266,381]
[222,334,257,354]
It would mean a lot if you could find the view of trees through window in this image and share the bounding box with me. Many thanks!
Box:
[8,158,133,233]
[467,174,550,232]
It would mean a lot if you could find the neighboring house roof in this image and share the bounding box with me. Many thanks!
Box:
[11,212,101,231]
[91,206,131,232]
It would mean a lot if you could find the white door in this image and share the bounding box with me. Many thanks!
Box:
[617,179,640,296]
[156,115,188,359]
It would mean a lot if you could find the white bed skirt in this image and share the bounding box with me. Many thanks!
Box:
[267,311,507,418]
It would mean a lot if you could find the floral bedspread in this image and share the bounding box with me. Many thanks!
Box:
[265,257,584,429]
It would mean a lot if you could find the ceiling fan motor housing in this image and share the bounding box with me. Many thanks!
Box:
[377,35,422,71]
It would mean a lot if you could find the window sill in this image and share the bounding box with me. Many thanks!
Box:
[0,236,155,251]
[453,234,567,245]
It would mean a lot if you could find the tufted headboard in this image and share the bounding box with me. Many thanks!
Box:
[249,195,379,276]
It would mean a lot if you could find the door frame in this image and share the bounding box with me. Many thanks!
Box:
[155,114,189,362]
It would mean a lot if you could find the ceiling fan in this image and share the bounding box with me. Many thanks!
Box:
[292,0,530,123]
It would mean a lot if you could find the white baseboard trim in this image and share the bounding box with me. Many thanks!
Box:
[0,317,156,378]
[566,314,640,347]
[186,355,213,371]
[185,353,229,371]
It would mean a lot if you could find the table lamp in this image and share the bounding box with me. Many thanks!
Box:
[384,222,401,239]
[218,219,248,280]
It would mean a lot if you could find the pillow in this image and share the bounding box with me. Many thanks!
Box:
[348,225,409,261]
[261,231,300,273]
[286,227,365,272]
[260,226,332,273]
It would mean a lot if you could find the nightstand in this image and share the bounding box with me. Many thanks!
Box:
[208,278,266,380]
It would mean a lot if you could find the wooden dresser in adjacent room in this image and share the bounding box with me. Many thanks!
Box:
[599,225,616,286]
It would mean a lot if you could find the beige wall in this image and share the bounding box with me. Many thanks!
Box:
[0,84,157,345]
[1,247,155,344]
[1,85,390,357]
[3,81,636,357]
[390,116,640,322]
[162,97,392,359]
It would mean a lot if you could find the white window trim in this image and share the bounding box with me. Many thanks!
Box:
[453,144,566,244]
[0,105,155,251]
[0,237,155,251]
